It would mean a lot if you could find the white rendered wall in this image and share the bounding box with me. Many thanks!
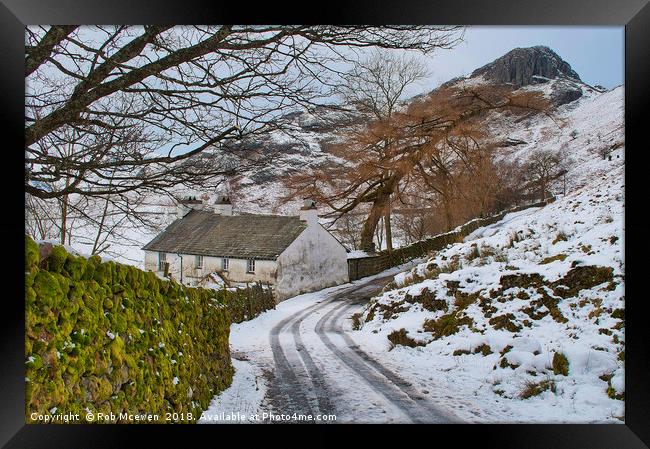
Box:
[276,222,349,301]
[144,250,276,286]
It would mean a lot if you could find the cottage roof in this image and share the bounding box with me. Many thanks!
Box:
[142,209,307,260]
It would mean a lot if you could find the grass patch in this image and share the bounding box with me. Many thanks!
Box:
[552,231,568,244]
[540,253,568,264]
[607,386,625,401]
[611,308,624,320]
[474,343,493,356]
[351,313,363,330]
[499,356,520,370]
[506,231,525,248]
[500,345,513,356]
[552,266,614,299]
[489,313,522,332]
[452,348,472,356]
[387,328,424,349]
[519,379,556,399]
[466,244,480,262]
[423,312,473,340]
[404,289,448,312]
[552,352,570,376]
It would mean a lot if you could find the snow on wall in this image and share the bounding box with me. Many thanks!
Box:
[276,221,349,301]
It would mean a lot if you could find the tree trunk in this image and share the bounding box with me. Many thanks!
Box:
[443,195,453,231]
[360,192,391,252]
[60,194,68,245]
[375,216,384,251]
[384,208,393,252]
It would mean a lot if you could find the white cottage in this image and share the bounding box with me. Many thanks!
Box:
[142,198,349,302]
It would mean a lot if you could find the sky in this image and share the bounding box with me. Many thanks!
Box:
[413,26,624,94]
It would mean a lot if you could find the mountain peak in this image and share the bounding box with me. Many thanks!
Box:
[471,46,581,87]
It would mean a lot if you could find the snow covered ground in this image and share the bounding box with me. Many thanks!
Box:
[198,358,268,423]
[350,86,625,423]
[198,262,488,424]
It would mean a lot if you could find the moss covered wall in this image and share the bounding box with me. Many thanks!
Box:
[25,236,236,423]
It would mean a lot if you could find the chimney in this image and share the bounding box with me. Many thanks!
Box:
[214,195,233,216]
[176,196,202,219]
[299,198,318,224]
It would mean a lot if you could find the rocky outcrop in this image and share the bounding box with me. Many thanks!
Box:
[471,46,581,86]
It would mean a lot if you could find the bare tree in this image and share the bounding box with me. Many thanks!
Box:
[25,25,464,200]
[287,83,549,251]
[25,187,166,260]
[338,51,430,251]
[327,211,365,251]
[523,149,570,201]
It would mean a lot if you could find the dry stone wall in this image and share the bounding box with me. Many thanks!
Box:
[24,236,273,423]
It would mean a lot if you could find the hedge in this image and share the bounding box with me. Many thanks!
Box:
[25,236,235,423]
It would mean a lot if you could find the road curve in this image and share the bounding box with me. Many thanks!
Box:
[266,277,460,423]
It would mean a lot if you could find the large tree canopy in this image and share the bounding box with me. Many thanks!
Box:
[285,82,550,251]
[25,25,464,200]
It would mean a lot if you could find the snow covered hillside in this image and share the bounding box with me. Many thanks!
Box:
[67,47,624,277]
[350,87,625,422]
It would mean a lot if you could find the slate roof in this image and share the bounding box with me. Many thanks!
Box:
[142,209,308,260]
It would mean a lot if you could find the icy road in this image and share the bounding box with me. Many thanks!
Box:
[200,270,462,424]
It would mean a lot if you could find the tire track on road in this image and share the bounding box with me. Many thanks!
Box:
[268,284,360,417]
[329,302,461,423]
[314,299,432,423]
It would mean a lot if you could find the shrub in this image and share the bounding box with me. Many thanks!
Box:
[552,352,570,376]
[387,329,423,349]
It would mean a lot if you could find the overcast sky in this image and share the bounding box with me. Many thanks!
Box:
[414,26,624,93]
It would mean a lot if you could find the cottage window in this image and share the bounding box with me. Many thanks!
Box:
[195,255,203,269]
[158,252,167,271]
[222,258,229,271]
[246,259,255,273]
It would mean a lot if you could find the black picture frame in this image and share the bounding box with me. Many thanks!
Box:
[3,0,649,447]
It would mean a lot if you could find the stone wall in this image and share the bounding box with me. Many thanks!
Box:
[348,198,554,281]
[25,237,239,423]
